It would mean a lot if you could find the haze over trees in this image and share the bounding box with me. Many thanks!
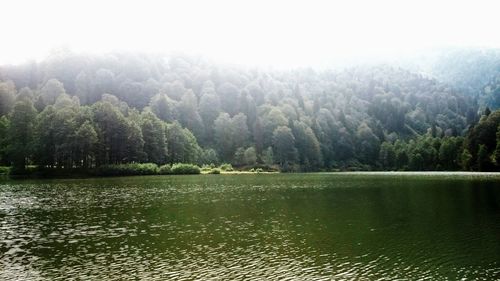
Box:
[0,49,499,173]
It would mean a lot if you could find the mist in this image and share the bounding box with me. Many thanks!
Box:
[2,0,499,68]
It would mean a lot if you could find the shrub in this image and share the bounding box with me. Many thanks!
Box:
[220,163,233,171]
[208,168,221,174]
[0,166,10,175]
[159,164,172,175]
[201,164,212,172]
[171,163,201,174]
[95,163,159,176]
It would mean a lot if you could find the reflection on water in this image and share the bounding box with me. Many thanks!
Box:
[1,173,499,280]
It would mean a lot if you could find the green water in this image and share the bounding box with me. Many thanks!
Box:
[1,173,499,280]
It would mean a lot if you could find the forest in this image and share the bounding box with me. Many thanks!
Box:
[0,49,499,174]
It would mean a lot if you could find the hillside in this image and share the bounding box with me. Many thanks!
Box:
[0,51,498,172]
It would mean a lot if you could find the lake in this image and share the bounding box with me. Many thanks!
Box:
[1,173,499,280]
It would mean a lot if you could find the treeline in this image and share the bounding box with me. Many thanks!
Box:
[0,51,495,173]
[425,48,500,105]
[379,109,500,171]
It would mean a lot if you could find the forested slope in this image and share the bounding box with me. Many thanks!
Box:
[0,51,498,173]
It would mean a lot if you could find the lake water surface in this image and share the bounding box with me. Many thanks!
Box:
[1,173,499,280]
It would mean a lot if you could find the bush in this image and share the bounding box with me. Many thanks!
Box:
[250,164,278,172]
[208,168,221,174]
[171,163,201,174]
[220,163,233,171]
[95,163,159,176]
[0,166,10,175]
[159,164,172,175]
[201,164,212,172]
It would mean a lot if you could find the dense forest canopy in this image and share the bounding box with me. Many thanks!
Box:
[0,49,499,173]
[418,48,500,109]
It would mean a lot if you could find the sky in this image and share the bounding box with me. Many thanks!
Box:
[1,0,499,68]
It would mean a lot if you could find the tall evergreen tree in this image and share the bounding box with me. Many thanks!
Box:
[8,98,37,172]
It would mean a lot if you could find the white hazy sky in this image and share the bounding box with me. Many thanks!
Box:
[1,0,499,67]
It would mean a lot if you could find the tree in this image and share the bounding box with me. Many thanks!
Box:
[494,126,500,167]
[150,93,175,122]
[165,121,201,164]
[213,113,234,161]
[439,137,461,170]
[233,147,246,166]
[262,108,288,149]
[52,95,79,168]
[0,116,10,165]
[292,120,322,170]
[244,147,257,166]
[141,110,167,164]
[92,101,130,165]
[200,148,219,165]
[272,126,297,170]
[178,90,204,140]
[409,152,424,171]
[75,70,93,105]
[356,123,380,165]
[0,80,16,116]
[199,91,221,145]
[231,113,250,147]
[217,82,240,115]
[484,107,491,117]
[379,142,396,169]
[199,84,221,126]
[262,147,274,166]
[40,78,66,106]
[0,52,490,172]
[74,121,98,168]
[477,144,491,171]
[8,98,37,172]
[124,120,146,163]
[460,149,473,171]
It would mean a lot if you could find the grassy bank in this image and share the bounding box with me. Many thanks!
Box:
[5,163,278,179]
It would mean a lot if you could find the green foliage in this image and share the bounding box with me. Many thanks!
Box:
[171,163,201,174]
[438,137,463,170]
[0,81,16,116]
[292,120,322,170]
[8,98,37,172]
[141,110,167,164]
[0,116,10,165]
[233,147,246,166]
[159,164,172,175]
[0,166,10,175]
[40,79,66,106]
[1,51,498,173]
[272,126,297,170]
[220,163,233,171]
[95,163,159,176]
[201,165,212,171]
[243,147,257,166]
[460,149,473,171]
[379,142,396,169]
[199,149,219,165]
[214,113,250,162]
[207,168,221,174]
[494,126,500,166]
[165,121,201,164]
[149,93,175,122]
[477,144,491,171]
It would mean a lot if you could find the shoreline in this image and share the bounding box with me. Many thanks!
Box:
[3,170,500,181]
